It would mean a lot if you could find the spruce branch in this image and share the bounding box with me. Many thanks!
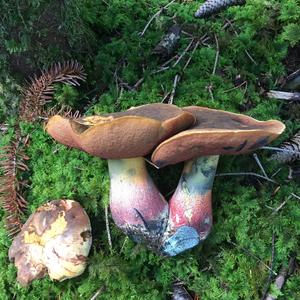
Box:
[19,60,86,122]
[0,130,29,236]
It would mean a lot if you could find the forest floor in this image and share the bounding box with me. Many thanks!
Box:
[0,1,299,299]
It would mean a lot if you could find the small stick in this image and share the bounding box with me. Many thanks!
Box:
[133,77,145,89]
[290,192,300,201]
[161,91,171,103]
[183,40,200,72]
[264,257,296,300]
[228,241,277,275]
[260,233,276,300]
[223,81,247,93]
[266,200,287,213]
[168,74,181,104]
[90,287,105,300]
[216,172,277,184]
[144,157,160,169]
[172,38,195,67]
[207,84,215,101]
[244,49,257,65]
[151,66,170,75]
[271,168,282,178]
[105,205,113,252]
[161,54,179,67]
[253,153,269,179]
[139,0,176,37]
[212,34,220,75]
[120,237,129,253]
[267,90,300,102]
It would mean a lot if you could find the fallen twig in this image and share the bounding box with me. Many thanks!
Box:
[168,74,181,104]
[223,80,247,93]
[267,90,300,102]
[172,38,195,67]
[90,287,105,300]
[139,0,176,37]
[264,257,296,300]
[266,192,300,213]
[144,157,160,169]
[290,192,300,201]
[265,201,287,214]
[212,34,220,76]
[105,205,113,252]
[216,172,277,183]
[253,153,269,179]
[183,40,201,72]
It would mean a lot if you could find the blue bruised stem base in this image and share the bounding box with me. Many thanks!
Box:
[108,157,169,250]
[160,155,219,256]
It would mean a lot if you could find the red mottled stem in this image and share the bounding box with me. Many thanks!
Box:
[161,156,219,256]
[108,157,168,248]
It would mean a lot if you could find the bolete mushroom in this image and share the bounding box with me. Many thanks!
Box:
[46,104,195,249]
[9,199,92,286]
[151,106,285,256]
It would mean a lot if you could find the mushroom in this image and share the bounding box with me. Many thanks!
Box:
[9,199,92,286]
[46,104,195,249]
[151,106,285,256]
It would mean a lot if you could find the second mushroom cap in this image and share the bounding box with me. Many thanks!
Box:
[152,106,286,167]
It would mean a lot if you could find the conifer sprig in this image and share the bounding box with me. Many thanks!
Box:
[0,131,29,236]
[20,61,86,122]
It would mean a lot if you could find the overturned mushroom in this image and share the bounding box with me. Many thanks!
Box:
[46,104,195,249]
[9,199,92,286]
[152,106,285,256]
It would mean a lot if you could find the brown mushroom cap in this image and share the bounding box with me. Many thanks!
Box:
[151,106,285,167]
[46,103,195,159]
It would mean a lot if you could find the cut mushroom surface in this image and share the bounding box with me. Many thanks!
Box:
[9,200,92,286]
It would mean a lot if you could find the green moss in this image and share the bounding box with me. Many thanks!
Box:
[0,0,299,299]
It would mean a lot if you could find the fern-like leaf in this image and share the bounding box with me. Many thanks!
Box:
[195,0,246,18]
[19,60,86,122]
[270,132,300,163]
[0,131,29,236]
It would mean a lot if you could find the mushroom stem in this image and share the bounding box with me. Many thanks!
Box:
[108,157,169,248]
[160,155,219,256]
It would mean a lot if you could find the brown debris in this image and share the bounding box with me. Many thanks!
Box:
[153,24,181,58]
[0,130,29,236]
[19,61,86,122]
